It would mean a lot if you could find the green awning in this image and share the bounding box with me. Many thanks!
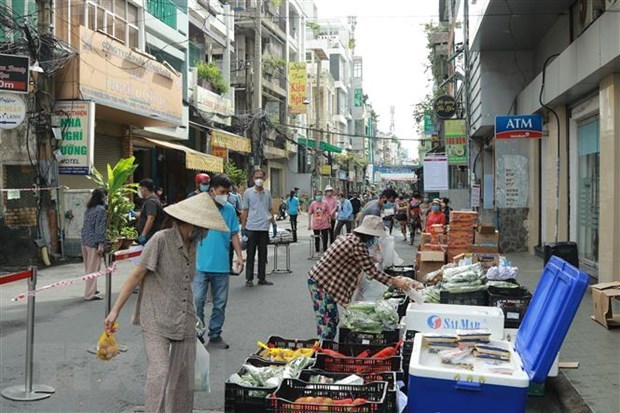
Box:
[297,138,343,154]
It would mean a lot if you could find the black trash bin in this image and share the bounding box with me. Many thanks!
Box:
[543,242,579,268]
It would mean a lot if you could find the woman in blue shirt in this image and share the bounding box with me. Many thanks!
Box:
[287,189,300,242]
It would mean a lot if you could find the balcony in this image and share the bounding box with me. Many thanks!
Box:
[146,0,178,29]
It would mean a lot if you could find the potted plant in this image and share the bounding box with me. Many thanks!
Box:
[196,62,229,95]
[87,157,139,252]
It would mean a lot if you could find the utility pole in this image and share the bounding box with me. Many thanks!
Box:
[314,54,322,194]
[252,0,262,112]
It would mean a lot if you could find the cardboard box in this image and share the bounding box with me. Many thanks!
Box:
[420,243,447,252]
[421,233,431,245]
[417,251,446,280]
[472,245,500,254]
[475,230,499,245]
[450,210,478,223]
[590,282,620,328]
[478,224,496,235]
[472,253,500,269]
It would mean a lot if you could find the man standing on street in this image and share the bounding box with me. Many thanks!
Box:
[322,185,338,244]
[136,178,165,246]
[350,193,362,227]
[241,169,275,287]
[334,192,354,236]
[187,173,210,198]
[357,188,398,222]
[194,175,244,349]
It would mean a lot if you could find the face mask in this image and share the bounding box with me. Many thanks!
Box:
[214,194,228,206]
[423,198,429,203]
[432,204,440,212]
[254,178,264,187]
[364,237,378,248]
[199,184,210,192]
[325,192,333,197]
[315,196,322,202]
[137,189,144,199]
[384,201,394,209]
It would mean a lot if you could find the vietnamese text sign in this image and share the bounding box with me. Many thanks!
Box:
[0,92,26,130]
[424,114,436,136]
[0,54,30,93]
[320,164,332,176]
[52,101,95,175]
[195,85,232,126]
[423,155,449,191]
[289,62,307,114]
[211,145,228,159]
[354,88,363,107]
[211,129,251,153]
[496,154,528,208]
[78,26,183,125]
[471,184,481,208]
[444,119,468,164]
[495,115,543,139]
[433,95,456,119]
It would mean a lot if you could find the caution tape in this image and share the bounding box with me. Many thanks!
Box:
[10,265,116,302]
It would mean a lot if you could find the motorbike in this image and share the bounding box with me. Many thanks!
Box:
[277,198,288,220]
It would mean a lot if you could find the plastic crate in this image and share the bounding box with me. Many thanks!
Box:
[338,327,400,347]
[488,285,532,329]
[439,289,488,306]
[298,369,398,413]
[315,341,402,376]
[225,357,283,413]
[401,330,418,393]
[320,340,402,358]
[254,336,320,364]
[268,378,389,413]
[384,265,416,279]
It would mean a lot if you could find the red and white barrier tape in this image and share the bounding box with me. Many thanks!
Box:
[10,265,116,302]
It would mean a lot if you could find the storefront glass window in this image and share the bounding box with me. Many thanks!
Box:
[577,117,600,265]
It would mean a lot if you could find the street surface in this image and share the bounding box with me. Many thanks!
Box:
[0,213,617,412]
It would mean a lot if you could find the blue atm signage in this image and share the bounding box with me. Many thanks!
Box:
[495,115,543,139]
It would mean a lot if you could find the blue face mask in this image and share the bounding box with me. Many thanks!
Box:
[315,196,322,202]
[200,184,210,192]
[431,204,440,212]
[364,237,378,248]
[384,201,394,209]
[423,197,429,203]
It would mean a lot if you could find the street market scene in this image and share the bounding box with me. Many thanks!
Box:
[1,0,620,413]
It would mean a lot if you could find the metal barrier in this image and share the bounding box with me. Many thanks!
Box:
[268,242,292,274]
[1,267,56,402]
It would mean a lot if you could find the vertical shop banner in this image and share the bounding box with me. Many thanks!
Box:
[444,119,469,164]
[496,154,529,208]
[52,101,95,175]
[423,154,449,191]
[354,88,363,107]
[424,114,436,136]
[289,62,307,114]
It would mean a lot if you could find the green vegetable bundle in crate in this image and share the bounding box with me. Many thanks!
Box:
[343,300,400,333]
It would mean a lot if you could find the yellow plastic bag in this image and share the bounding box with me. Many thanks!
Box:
[97,323,119,361]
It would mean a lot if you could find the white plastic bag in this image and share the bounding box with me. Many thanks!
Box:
[380,236,403,268]
[194,339,210,392]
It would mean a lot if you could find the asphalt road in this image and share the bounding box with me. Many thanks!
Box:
[0,215,589,412]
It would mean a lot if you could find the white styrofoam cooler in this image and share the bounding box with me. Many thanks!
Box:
[405,303,505,339]
[408,334,530,413]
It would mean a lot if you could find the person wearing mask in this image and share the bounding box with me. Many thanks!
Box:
[193,175,244,350]
[227,185,242,216]
[241,169,275,287]
[136,178,165,246]
[287,189,300,242]
[349,193,362,227]
[357,188,398,222]
[408,194,422,245]
[334,193,354,236]
[425,198,447,233]
[104,193,228,413]
[441,197,452,225]
[187,173,210,198]
[322,185,338,244]
[307,215,422,339]
[395,194,409,241]
[419,193,431,229]
[81,188,107,301]
[308,191,332,254]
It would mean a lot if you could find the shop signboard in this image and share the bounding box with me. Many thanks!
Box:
[211,144,228,159]
[52,100,95,175]
[195,86,232,126]
[77,26,183,125]
[289,62,307,114]
[354,88,363,107]
[0,92,26,130]
[495,115,543,139]
[423,114,436,136]
[444,119,468,164]
[423,155,449,191]
[320,164,332,176]
[433,95,456,119]
[0,54,30,93]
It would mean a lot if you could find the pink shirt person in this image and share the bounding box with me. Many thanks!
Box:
[309,200,332,230]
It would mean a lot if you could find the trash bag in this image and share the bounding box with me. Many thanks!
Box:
[379,236,403,269]
[194,339,210,392]
[96,324,119,361]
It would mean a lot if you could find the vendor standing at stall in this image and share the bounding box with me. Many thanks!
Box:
[307,215,422,340]
[425,198,447,233]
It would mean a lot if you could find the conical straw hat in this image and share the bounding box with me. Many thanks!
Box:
[164,192,229,232]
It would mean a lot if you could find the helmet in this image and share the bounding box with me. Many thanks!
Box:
[195,173,210,184]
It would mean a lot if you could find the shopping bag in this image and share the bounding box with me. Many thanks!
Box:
[194,339,210,392]
[96,323,119,361]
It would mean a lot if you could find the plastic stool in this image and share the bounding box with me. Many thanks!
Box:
[268,242,292,274]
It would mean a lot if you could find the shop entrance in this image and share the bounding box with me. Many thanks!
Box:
[576,117,600,267]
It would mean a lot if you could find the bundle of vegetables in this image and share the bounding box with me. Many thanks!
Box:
[441,263,487,293]
[487,280,520,288]
[343,300,400,333]
[421,285,441,303]
[256,340,316,362]
[228,356,313,389]
[315,341,403,359]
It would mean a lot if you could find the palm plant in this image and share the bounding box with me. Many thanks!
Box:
[87,157,139,250]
